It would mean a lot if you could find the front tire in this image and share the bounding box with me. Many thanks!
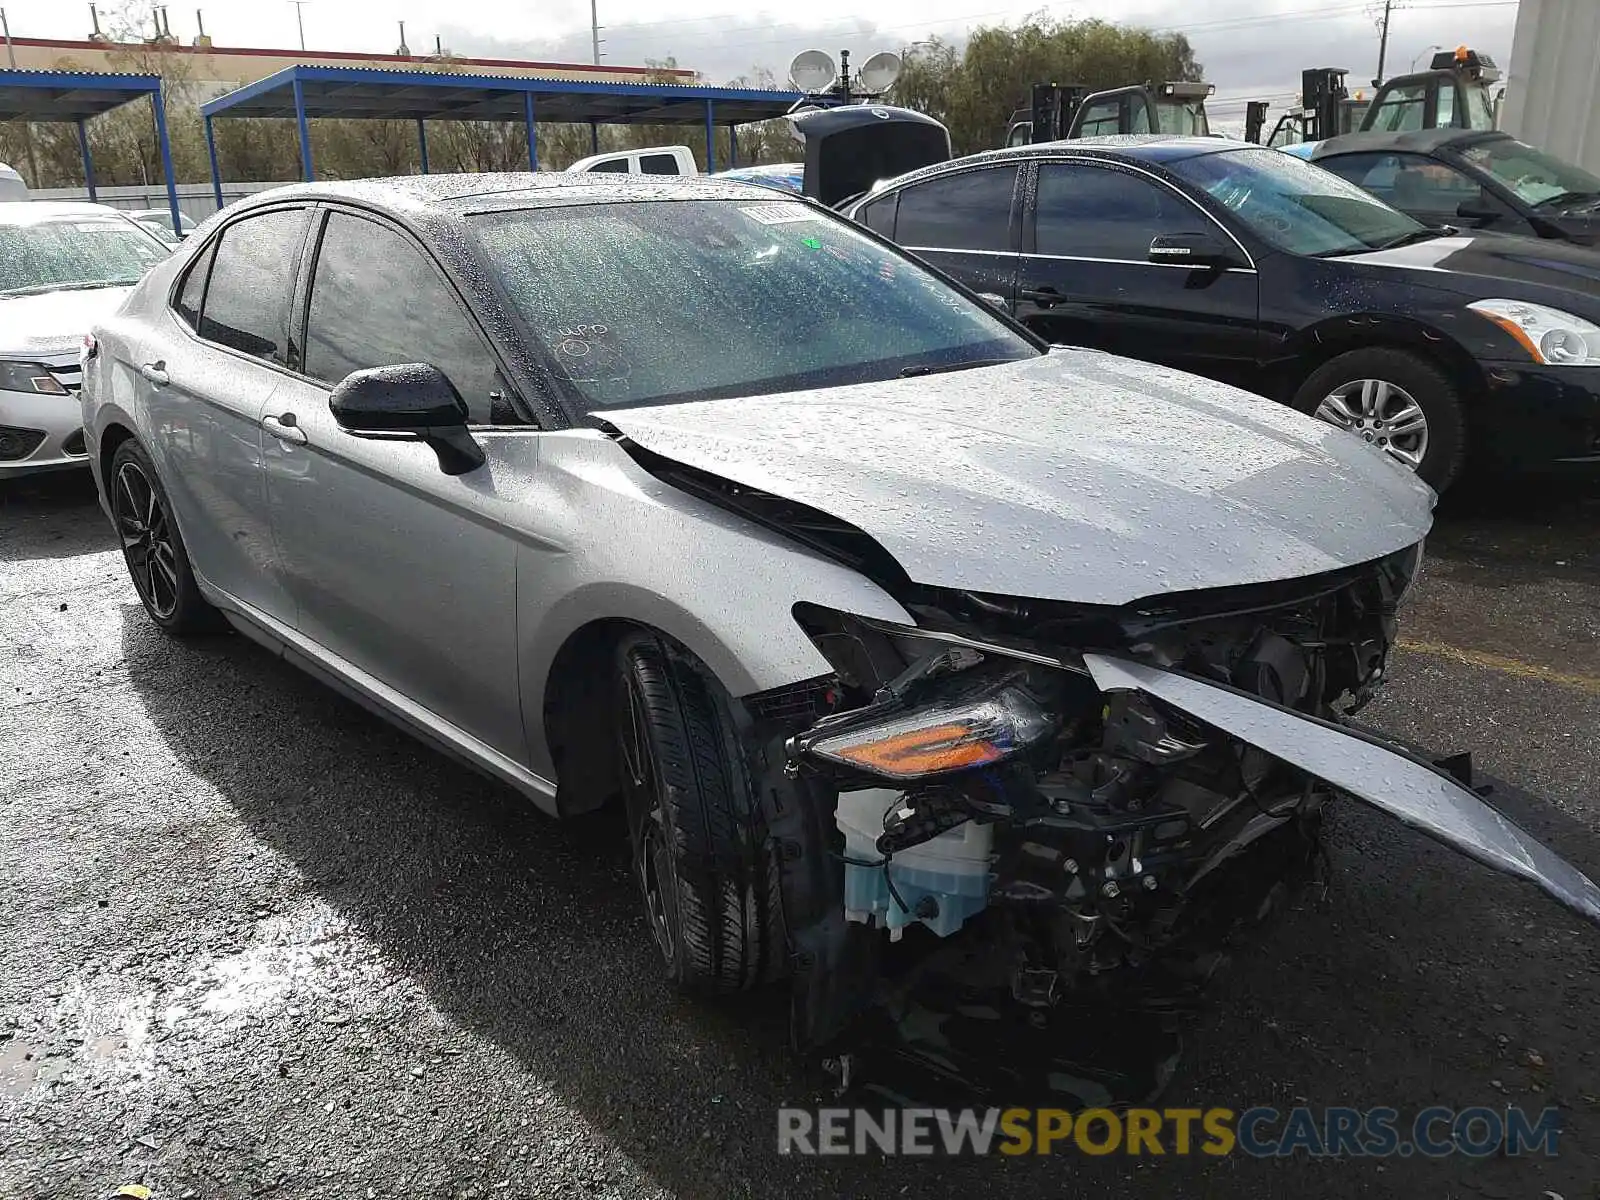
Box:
[1291,348,1466,492]
[613,633,782,995]
[109,439,220,635]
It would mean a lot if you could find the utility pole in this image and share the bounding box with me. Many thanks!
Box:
[288,0,308,51]
[1370,0,1406,86]
[590,0,602,65]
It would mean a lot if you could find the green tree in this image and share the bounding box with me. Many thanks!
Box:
[889,14,1202,154]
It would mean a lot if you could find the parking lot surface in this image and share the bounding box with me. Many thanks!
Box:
[2,469,1597,1199]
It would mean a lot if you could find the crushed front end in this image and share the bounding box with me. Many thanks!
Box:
[755,546,1423,1046]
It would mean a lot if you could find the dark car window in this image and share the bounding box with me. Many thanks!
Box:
[174,237,216,332]
[470,198,1038,411]
[639,153,682,176]
[198,208,308,364]
[893,167,1018,252]
[1321,152,1482,213]
[1457,138,1600,208]
[587,159,628,173]
[303,211,517,426]
[1034,163,1207,261]
[858,192,898,236]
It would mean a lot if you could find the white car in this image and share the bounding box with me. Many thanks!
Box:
[0,202,171,479]
[129,207,199,243]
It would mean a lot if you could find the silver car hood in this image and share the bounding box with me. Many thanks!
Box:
[0,285,133,357]
[604,349,1435,606]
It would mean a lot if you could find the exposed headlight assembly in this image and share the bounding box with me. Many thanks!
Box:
[795,684,1056,780]
[0,360,68,395]
[1468,299,1600,367]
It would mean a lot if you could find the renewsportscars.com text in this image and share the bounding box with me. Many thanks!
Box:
[776,1105,1563,1158]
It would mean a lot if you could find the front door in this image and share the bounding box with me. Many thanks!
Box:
[1015,161,1263,391]
[262,207,535,763]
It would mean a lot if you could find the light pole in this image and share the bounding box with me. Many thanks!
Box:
[288,0,308,51]
[1410,44,1442,73]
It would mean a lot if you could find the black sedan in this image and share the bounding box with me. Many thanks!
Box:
[841,137,1600,491]
[1301,129,1600,247]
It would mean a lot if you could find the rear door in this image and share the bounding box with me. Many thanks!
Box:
[140,205,312,623]
[262,206,532,762]
[1015,160,1263,390]
[866,164,1021,306]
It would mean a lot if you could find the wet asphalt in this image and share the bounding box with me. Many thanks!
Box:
[1,467,1597,1200]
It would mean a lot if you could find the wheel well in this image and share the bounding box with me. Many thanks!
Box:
[99,422,136,486]
[1279,321,1486,407]
[541,618,643,818]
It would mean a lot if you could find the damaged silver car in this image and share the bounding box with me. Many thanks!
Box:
[82,175,1599,1051]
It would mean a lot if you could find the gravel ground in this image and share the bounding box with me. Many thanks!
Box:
[1,469,1596,1200]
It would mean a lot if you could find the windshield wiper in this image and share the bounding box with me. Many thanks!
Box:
[0,280,136,298]
[899,357,1021,378]
[1533,190,1600,212]
[1369,226,1453,252]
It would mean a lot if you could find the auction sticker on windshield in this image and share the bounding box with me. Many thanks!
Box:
[740,202,823,225]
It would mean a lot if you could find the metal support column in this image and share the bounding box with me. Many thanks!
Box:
[75,119,97,202]
[292,75,314,181]
[524,91,537,170]
[151,83,182,234]
[205,115,223,210]
[589,119,599,154]
[728,123,738,167]
[704,99,716,172]
[416,118,429,174]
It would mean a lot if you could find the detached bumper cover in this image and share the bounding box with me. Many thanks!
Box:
[1084,653,1600,928]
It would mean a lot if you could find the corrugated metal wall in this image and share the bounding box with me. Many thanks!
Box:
[1502,0,1600,174]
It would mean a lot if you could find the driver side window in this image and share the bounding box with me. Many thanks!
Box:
[301,211,525,426]
[1034,163,1211,261]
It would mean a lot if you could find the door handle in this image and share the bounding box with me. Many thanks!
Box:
[138,361,169,387]
[1020,285,1065,308]
[261,412,308,446]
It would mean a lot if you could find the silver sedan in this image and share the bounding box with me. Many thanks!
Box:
[80,174,1598,1052]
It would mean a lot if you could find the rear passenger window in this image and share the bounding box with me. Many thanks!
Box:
[639,153,682,176]
[198,208,308,364]
[893,167,1017,252]
[589,159,628,173]
[173,238,216,332]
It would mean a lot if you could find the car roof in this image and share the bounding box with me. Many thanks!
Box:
[0,200,133,225]
[227,172,797,220]
[853,135,1249,200]
[1311,128,1513,160]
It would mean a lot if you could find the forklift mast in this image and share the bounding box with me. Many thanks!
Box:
[1361,45,1501,133]
[1244,100,1269,145]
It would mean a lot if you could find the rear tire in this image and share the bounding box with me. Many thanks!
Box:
[109,439,221,635]
[613,633,782,994]
[1291,348,1466,492]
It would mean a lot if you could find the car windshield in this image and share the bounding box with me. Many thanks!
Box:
[0,215,169,296]
[1458,138,1600,208]
[471,198,1038,410]
[1170,146,1427,257]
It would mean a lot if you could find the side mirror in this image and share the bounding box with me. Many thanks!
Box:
[329,363,485,476]
[1148,231,1244,270]
[976,292,1011,312]
[1455,199,1499,224]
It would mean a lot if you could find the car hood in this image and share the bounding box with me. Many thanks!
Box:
[0,285,133,357]
[1344,232,1600,314]
[602,349,1435,607]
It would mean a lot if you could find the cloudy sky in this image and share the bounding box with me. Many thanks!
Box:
[6,0,1521,120]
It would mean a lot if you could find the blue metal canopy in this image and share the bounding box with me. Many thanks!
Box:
[0,69,182,230]
[199,64,807,202]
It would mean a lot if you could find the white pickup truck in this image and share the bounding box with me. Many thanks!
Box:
[564,145,699,176]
